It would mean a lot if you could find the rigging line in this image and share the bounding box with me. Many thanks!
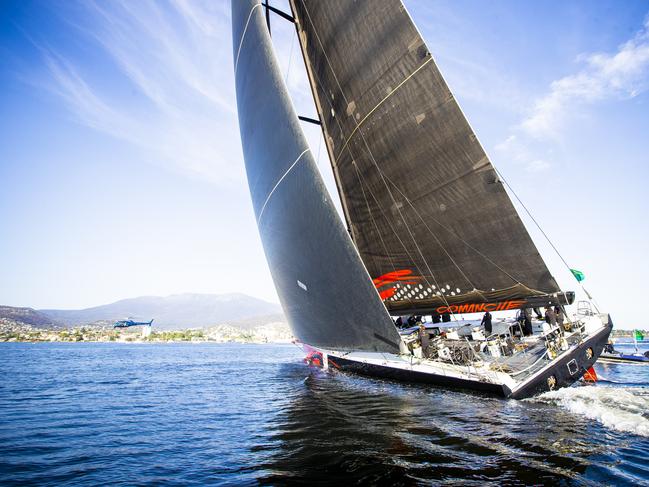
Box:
[296,15,450,303]
[295,4,499,311]
[257,148,310,225]
[296,5,518,316]
[351,153,436,287]
[339,81,467,316]
[300,2,352,107]
[234,3,263,76]
[351,138,457,316]
[298,13,516,310]
[384,176,514,293]
[380,170,524,288]
[284,28,296,85]
[355,163,457,314]
[351,160,399,277]
[494,168,588,294]
[384,176,479,293]
[355,160,434,295]
[334,57,434,166]
[264,0,271,35]
[292,10,440,300]
[301,38,451,303]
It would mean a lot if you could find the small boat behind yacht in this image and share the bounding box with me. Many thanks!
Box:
[599,334,649,365]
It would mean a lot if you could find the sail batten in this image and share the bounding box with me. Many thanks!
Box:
[290,0,562,313]
[232,0,402,352]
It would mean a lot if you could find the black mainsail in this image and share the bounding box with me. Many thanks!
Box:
[289,0,565,315]
[232,0,402,352]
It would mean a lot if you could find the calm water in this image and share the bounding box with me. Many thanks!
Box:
[1,342,648,486]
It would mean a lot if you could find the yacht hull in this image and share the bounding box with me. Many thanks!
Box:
[331,354,510,396]
[305,320,612,400]
[509,320,611,399]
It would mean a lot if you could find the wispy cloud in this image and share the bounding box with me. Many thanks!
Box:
[41,0,243,185]
[496,14,649,172]
[522,15,649,139]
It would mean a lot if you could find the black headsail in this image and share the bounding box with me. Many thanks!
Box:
[289,0,568,316]
[232,0,402,352]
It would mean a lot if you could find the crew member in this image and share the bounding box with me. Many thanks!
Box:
[554,306,565,329]
[604,342,616,354]
[481,311,493,335]
[545,307,557,327]
[432,314,441,324]
[516,307,528,336]
[441,312,451,323]
[523,308,533,336]
[418,323,430,358]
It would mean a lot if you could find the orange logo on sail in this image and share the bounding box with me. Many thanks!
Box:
[435,300,525,314]
[373,269,422,301]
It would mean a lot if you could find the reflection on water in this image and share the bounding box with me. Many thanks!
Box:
[0,343,647,485]
[260,365,647,485]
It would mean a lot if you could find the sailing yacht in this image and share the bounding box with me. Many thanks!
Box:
[232,0,612,399]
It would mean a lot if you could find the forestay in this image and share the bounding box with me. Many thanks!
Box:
[232,0,402,352]
[289,0,562,314]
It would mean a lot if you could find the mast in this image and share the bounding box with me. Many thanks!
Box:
[288,4,358,243]
[232,0,403,352]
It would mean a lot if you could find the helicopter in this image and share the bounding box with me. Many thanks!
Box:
[113,318,154,328]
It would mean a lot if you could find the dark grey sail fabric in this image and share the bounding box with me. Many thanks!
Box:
[289,0,561,314]
[232,0,402,352]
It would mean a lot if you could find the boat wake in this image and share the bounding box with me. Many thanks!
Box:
[530,385,649,437]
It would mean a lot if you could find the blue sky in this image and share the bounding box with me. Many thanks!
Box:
[1,1,648,328]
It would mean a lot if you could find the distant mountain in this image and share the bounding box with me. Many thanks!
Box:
[38,293,282,329]
[0,306,59,328]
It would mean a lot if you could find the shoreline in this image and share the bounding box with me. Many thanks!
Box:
[0,339,295,345]
[0,320,294,344]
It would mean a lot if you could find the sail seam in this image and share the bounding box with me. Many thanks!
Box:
[334,56,433,166]
[234,3,262,76]
[257,148,310,224]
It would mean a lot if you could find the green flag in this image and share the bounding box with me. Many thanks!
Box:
[635,330,644,341]
[570,268,585,282]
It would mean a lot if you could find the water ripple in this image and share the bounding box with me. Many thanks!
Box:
[0,342,647,485]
